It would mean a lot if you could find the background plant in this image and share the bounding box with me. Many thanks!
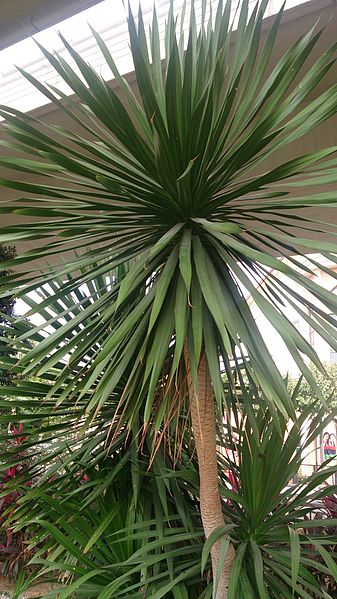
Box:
[0,245,17,387]
[0,423,33,580]
[11,429,208,599]
[289,363,337,409]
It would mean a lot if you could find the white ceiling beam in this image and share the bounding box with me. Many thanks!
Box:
[0,0,103,51]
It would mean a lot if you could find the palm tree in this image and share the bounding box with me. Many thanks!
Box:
[2,0,337,595]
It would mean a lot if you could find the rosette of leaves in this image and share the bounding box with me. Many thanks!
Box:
[213,401,337,598]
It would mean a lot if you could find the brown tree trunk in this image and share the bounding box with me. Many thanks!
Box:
[184,346,235,598]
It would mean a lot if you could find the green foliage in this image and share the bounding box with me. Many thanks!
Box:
[0,244,17,386]
[289,363,337,409]
[12,434,207,599]
[0,245,16,320]
[218,403,337,598]
[2,0,337,594]
[9,401,337,598]
[0,424,33,580]
[1,1,337,429]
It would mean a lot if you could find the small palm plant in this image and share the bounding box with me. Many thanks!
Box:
[218,402,337,598]
[2,0,337,594]
[12,441,206,599]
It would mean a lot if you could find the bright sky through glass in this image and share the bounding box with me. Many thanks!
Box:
[0,0,309,114]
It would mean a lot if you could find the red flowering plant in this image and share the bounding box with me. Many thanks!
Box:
[0,422,32,579]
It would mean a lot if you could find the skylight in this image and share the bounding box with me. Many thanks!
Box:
[0,0,311,115]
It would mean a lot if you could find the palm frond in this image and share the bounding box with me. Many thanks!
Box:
[1,2,337,424]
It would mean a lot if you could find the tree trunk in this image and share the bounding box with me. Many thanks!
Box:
[184,346,235,598]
